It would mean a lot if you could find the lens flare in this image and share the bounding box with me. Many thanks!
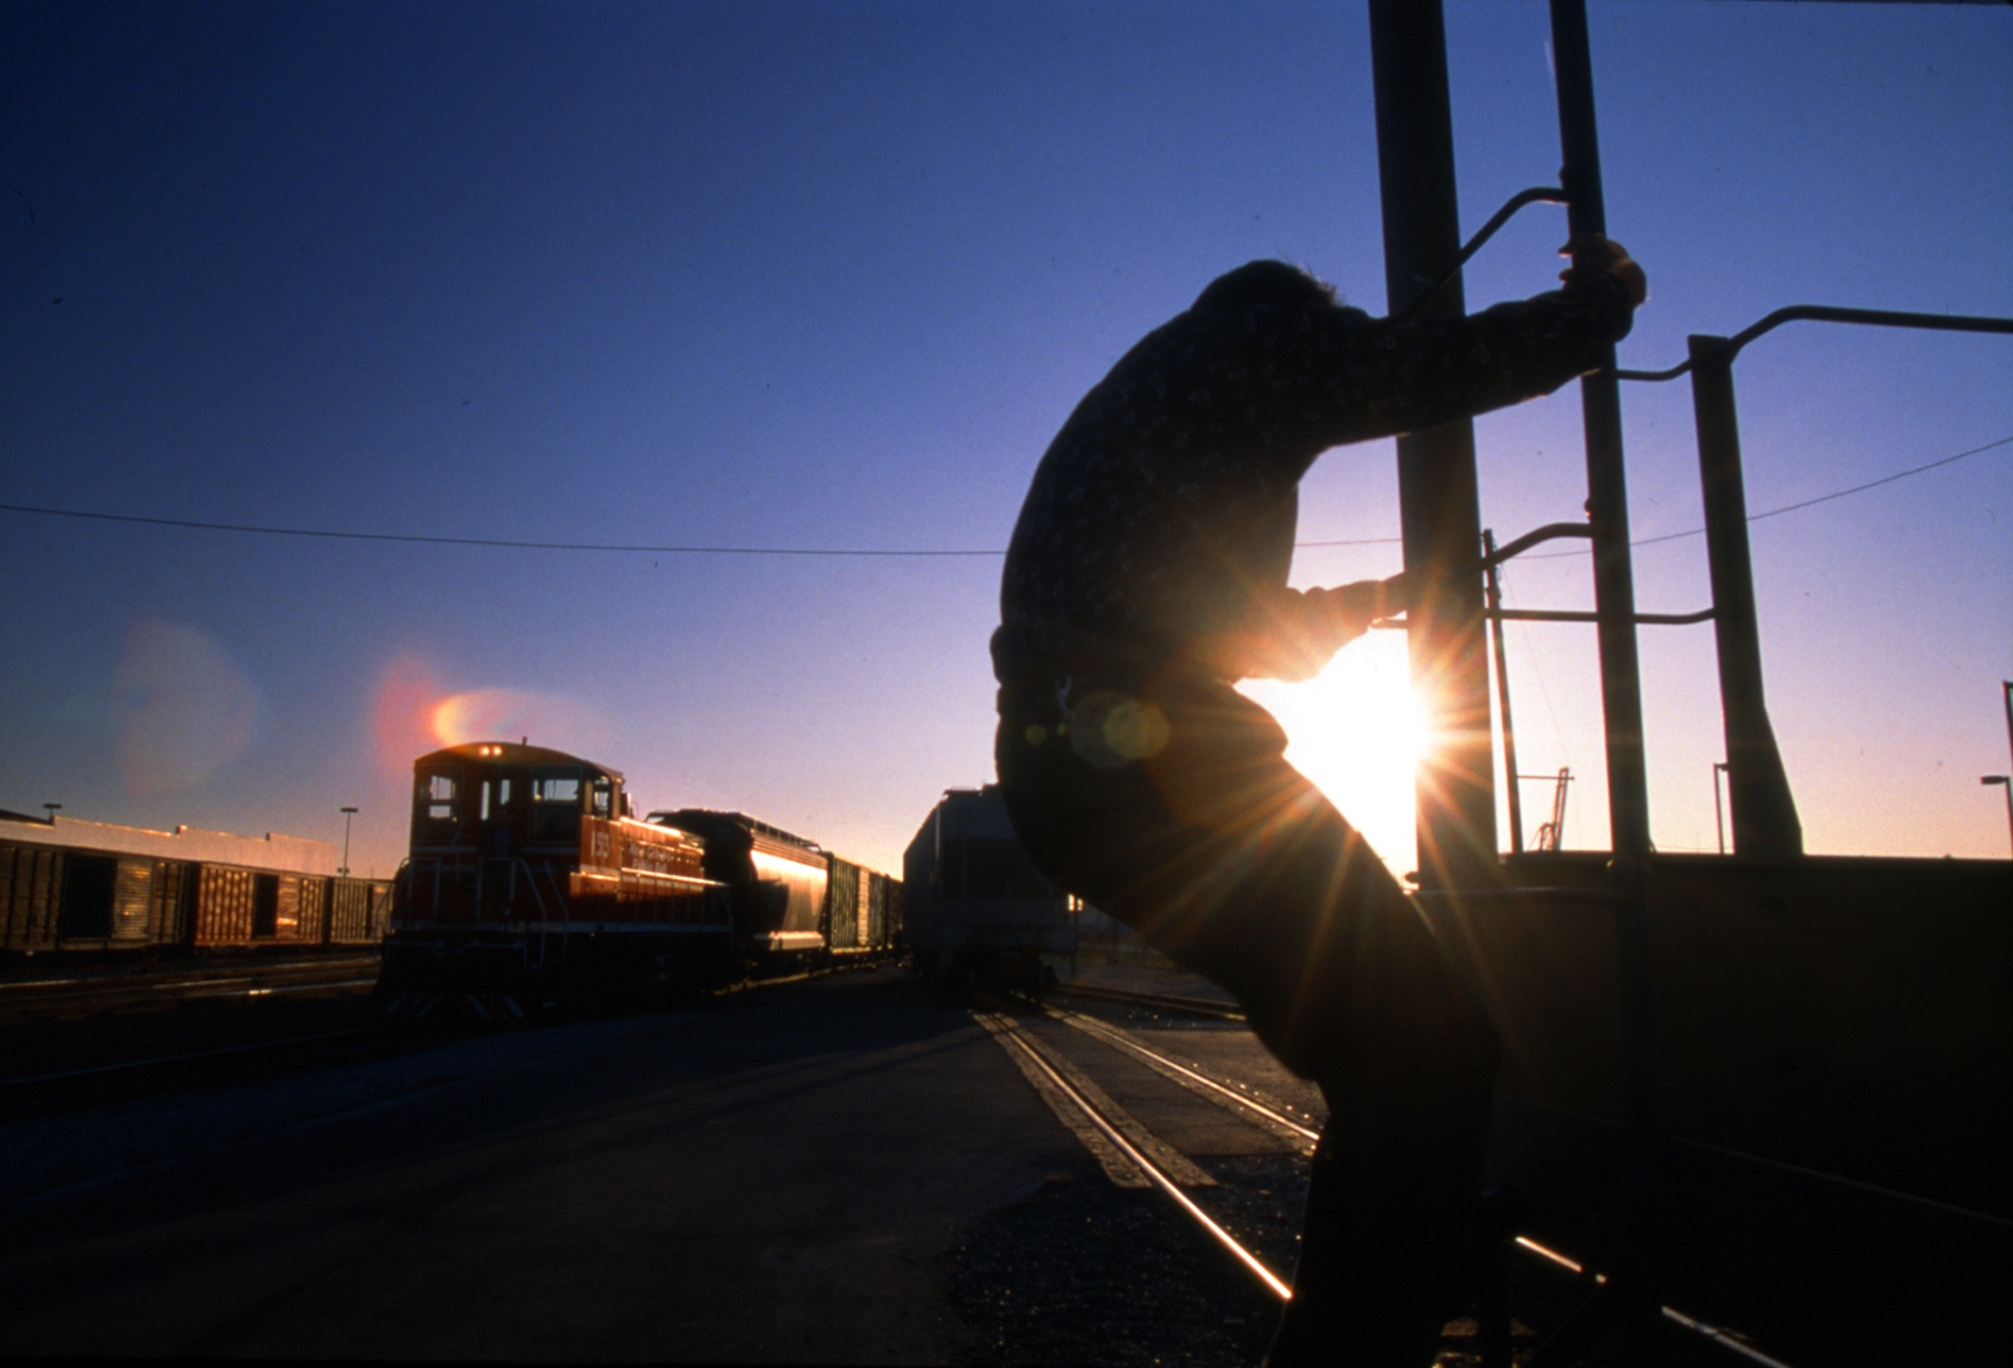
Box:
[371,655,446,777]
[369,656,614,771]
[1239,632,1429,876]
[115,618,261,796]
[428,687,611,756]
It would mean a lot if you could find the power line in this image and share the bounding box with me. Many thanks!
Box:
[1,430,2005,560]
[0,500,1400,556]
[0,505,1002,557]
[1520,431,2013,560]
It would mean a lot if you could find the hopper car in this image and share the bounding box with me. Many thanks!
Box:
[377,742,897,1014]
[903,785,1073,996]
[650,808,900,965]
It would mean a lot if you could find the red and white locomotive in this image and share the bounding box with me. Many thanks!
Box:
[378,741,897,1014]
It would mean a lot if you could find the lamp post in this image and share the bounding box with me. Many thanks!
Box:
[1982,777,2012,858]
[1712,762,1731,855]
[339,806,358,878]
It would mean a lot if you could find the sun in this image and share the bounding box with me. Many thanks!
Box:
[1237,631,1428,878]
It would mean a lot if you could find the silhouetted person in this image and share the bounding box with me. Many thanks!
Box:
[993,238,1646,1365]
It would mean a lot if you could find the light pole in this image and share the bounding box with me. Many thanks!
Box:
[2002,680,2011,768]
[339,806,358,878]
[1712,762,1731,855]
[1982,777,2012,858]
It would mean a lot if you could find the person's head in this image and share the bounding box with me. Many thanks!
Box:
[1191,260,1337,314]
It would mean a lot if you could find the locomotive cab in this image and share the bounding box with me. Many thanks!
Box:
[410,743,625,864]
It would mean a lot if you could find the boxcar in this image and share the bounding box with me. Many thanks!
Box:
[824,856,903,959]
[1,808,390,961]
[902,785,1073,994]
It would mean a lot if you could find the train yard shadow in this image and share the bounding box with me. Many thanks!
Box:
[948,1154,1287,1368]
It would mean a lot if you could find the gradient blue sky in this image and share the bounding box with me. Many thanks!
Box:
[4,0,2008,879]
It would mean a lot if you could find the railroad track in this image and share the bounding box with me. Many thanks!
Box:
[973,1005,1296,1299]
[0,1022,436,1121]
[985,993,1795,1368]
[0,954,382,1023]
[1049,979,1247,1020]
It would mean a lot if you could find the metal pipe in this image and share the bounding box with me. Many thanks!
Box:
[1688,334,1803,858]
[1369,0,1498,890]
[1483,530,1525,855]
[1548,5,1662,1306]
[1549,0,1650,861]
[1394,185,1569,323]
[1486,607,1714,625]
[1618,304,2013,383]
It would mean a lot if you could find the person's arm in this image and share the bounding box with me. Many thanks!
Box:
[1185,574,1413,682]
[1269,238,1646,450]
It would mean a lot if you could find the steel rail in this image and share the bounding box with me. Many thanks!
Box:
[1051,1007,1320,1144]
[1022,993,1795,1359]
[984,1011,1293,1300]
[0,963,382,1021]
[0,953,381,995]
[0,1028,372,1091]
[1049,981,1246,1021]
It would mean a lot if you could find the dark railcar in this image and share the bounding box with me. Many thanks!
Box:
[647,809,827,962]
[645,811,902,967]
[903,785,1073,994]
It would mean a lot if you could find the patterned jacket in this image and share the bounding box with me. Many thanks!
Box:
[994,261,1634,684]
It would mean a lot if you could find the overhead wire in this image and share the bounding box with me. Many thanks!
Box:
[0,430,2004,559]
[1515,431,2012,561]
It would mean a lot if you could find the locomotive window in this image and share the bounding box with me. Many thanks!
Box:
[532,771,580,804]
[479,780,511,824]
[423,772,459,822]
[530,766,583,843]
[590,777,613,819]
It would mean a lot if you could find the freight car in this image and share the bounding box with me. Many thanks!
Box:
[647,808,903,968]
[378,743,899,1015]
[902,785,1073,996]
[0,807,390,964]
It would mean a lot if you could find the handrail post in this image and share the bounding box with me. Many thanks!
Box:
[1549,1,1662,1339]
[1369,0,1498,891]
[1483,529,1525,855]
[1687,335,1803,857]
[1550,0,1650,863]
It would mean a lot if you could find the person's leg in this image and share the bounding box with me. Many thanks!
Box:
[997,670,1501,1365]
[1266,956,1502,1367]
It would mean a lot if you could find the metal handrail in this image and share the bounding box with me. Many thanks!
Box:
[1394,185,1571,322]
[1615,304,2013,382]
